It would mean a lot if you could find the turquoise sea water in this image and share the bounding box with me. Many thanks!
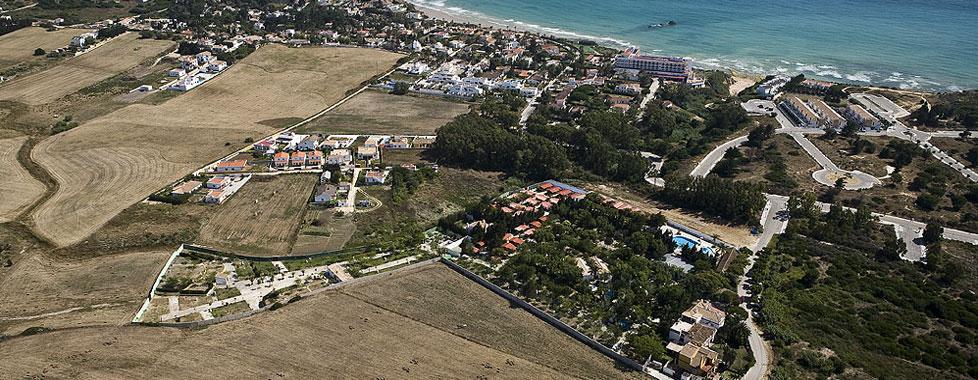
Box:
[409,0,978,91]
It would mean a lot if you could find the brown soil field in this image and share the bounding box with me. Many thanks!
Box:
[0,27,89,69]
[196,174,318,256]
[0,33,174,105]
[0,249,169,335]
[296,89,471,135]
[292,209,356,255]
[0,263,641,379]
[0,136,45,222]
[29,45,403,247]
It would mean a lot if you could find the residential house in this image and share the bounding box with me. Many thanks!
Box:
[290,151,307,167]
[207,176,232,189]
[272,152,289,168]
[298,135,321,151]
[253,139,276,153]
[327,149,352,165]
[615,82,641,95]
[449,84,483,97]
[306,150,324,166]
[808,98,847,130]
[364,170,388,184]
[782,97,820,128]
[387,136,410,149]
[412,136,435,148]
[171,180,202,195]
[169,68,187,77]
[206,60,227,72]
[843,103,883,130]
[313,184,338,203]
[205,190,230,203]
[214,160,247,172]
[363,136,385,148]
[357,146,379,160]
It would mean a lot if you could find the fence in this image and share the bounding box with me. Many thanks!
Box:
[132,245,185,322]
[439,258,647,373]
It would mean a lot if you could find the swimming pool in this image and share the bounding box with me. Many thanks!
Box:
[672,235,715,256]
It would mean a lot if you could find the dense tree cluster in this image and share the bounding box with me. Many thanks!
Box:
[660,174,766,225]
[754,216,978,379]
[432,114,570,180]
[388,166,436,206]
[911,91,978,130]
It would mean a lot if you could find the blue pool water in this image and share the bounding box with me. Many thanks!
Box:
[673,235,714,256]
[409,0,978,91]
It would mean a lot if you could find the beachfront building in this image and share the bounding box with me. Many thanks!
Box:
[756,76,789,97]
[781,97,820,128]
[614,48,693,83]
[842,103,883,131]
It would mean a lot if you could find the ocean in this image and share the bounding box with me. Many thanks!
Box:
[408,0,978,92]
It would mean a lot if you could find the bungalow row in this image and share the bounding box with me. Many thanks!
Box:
[272,150,325,169]
[781,96,846,130]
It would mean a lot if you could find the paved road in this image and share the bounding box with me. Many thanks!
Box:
[736,195,785,380]
[753,194,789,252]
[787,132,881,190]
[690,135,748,177]
[338,167,361,213]
[638,80,661,111]
[519,68,567,125]
[851,93,910,119]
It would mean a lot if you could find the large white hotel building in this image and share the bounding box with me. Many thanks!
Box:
[614,48,693,82]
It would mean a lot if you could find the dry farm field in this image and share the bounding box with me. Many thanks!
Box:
[0,249,170,335]
[0,27,88,69]
[0,135,45,222]
[296,89,471,135]
[0,33,174,105]
[196,174,318,256]
[0,263,641,379]
[28,45,403,247]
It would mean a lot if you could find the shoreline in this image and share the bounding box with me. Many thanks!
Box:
[409,2,961,93]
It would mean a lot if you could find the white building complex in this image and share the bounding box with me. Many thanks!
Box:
[614,48,693,83]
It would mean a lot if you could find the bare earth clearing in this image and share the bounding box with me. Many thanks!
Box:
[0,264,640,379]
[0,249,169,335]
[296,89,470,135]
[196,174,318,256]
[0,33,173,105]
[29,45,402,247]
[0,136,45,222]
[0,27,89,69]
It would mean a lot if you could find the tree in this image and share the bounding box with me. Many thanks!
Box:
[915,193,941,211]
[922,222,943,245]
[33,48,46,56]
[628,334,666,361]
[391,82,410,95]
[746,124,775,147]
[965,146,978,167]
